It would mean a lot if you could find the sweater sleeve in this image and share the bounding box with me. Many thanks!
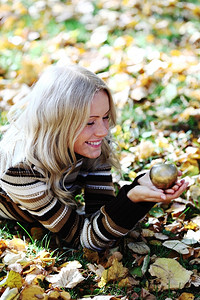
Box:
[0,163,154,251]
[0,163,84,248]
[80,166,155,251]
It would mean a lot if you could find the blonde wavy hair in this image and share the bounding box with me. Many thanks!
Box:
[2,64,119,204]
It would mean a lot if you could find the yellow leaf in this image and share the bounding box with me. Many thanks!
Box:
[146,34,155,42]
[156,137,170,149]
[33,274,46,285]
[47,290,60,299]
[98,270,108,288]
[149,258,192,290]
[8,238,26,251]
[170,49,182,56]
[178,292,195,300]
[60,291,71,300]
[23,266,36,275]
[98,258,128,287]
[137,140,155,160]
[184,221,198,230]
[128,171,137,179]
[3,270,23,289]
[180,159,199,177]
[20,284,45,300]
[118,277,131,287]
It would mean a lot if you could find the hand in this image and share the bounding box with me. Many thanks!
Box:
[127,171,189,204]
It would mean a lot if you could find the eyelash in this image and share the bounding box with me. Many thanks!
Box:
[87,115,109,126]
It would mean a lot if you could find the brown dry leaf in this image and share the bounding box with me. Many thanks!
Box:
[118,276,139,288]
[20,284,45,300]
[0,240,7,255]
[105,251,123,268]
[166,202,186,217]
[30,227,45,240]
[98,258,128,288]
[140,288,157,300]
[83,248,99,263]
[190,274,200,287]
[149,258,193,290]
[178,292,194,300]
[8,238,27,252]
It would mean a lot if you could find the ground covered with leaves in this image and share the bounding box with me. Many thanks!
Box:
[0,0,200,299]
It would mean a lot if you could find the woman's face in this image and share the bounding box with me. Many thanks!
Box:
[74,90,110,159]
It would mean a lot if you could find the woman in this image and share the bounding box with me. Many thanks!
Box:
[0,65,188,251]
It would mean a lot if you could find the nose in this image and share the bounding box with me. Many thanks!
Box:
[95,121,109,137]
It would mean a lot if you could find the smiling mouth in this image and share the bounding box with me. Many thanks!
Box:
[86,141,102,146]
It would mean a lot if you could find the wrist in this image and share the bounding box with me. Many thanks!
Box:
[127,188,140,203]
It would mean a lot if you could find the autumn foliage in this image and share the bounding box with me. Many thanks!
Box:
[0,0,200,299]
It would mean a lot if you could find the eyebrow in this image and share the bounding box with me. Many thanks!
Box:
[89,109,110,118]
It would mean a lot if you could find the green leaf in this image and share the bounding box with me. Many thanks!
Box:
[149,206,165,218]
[130,266,143,278]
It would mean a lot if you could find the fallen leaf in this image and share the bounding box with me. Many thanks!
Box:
[178,292,194,300]
[136,140,155,160]
[0,240,7,256]
[83,248,99,263]
[0,270,23,289]
[128,242,150,254]
[46,263,84,288]
[98,258,128,288]
[0,287,18,300]
[2,250,27,265]
[20,284,45,300]
[182,229,200,244]
[149,258,193,290]
[8,238,26,252]
[140,288,157,300]
[163,240,190,254]
[149,206,165,218]
[87,263,105,280]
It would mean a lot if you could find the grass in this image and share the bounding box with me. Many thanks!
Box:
[0,216,199,299]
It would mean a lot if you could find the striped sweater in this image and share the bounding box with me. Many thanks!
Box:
[0,146,154,251]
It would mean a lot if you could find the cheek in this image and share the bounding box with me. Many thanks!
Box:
[75,127,91,145]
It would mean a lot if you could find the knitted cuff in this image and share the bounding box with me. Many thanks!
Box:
[104,173,155,230]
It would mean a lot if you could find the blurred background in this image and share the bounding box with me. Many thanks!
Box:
[0,0,200,181]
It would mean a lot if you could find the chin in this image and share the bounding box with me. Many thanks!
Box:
[85,151,101,159]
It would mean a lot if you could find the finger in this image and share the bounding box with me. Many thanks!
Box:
[164,189,175,194]
[165,182,189,200]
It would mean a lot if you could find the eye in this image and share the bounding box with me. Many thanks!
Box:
[87,121,95,126]
[103,115,109,120]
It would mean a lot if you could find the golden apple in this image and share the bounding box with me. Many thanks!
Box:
[150,163,178,189]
